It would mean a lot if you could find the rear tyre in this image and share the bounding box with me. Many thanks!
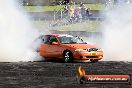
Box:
[90,59,98,63]
[63,51,73,63]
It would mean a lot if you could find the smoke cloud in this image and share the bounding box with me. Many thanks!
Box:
[0,0,41,62]
[102,3,132,61]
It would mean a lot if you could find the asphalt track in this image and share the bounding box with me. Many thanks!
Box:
[0,61,132,88]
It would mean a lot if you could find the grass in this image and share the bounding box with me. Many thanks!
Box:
[22,4,105,12]
[32,20,102,32]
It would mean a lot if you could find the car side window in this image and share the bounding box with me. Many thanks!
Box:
[49,36,58,43]
[38,35,58,44]
[44,36,58,44]
[35,35,44,44]
[41,35,45,42]
[37,35,49,44]
[43,35,49,44]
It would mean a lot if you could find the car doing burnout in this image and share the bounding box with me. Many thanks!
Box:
[36,34,103,63]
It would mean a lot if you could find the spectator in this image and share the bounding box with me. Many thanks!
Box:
[67,5,74,22]
[69,0,74,5]
[86,8,92,17]
[64,0,69,5]
[79,2,83,7]
[74,7,82,22]
[63,4,69,14]
[85,8,92,20]
[80,4,87,20]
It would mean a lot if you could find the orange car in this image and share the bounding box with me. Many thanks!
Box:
[36,34,103,63]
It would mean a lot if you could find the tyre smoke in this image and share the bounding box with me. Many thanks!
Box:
[0,0,41,62]
[102,3,132,61]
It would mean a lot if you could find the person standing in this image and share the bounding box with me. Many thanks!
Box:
[67,5,74,23]
[74,7,81,22]
[80,4,86,20]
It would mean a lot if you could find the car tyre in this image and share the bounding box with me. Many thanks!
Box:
[90,59,98,63]
[63,51,73,63]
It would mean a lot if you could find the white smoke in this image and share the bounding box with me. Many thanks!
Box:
[102,3,132,61]
[0,0,41,62]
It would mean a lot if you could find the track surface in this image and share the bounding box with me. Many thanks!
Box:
[0,61,132,88]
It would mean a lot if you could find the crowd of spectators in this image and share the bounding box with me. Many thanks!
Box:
[63,2,92,23]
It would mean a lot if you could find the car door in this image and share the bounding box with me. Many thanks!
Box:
[40,35,62,58]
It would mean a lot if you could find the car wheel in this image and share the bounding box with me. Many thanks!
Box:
[90,59,98,63]
[63,51,73,63]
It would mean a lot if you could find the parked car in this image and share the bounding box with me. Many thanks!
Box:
[36,34,103,63]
